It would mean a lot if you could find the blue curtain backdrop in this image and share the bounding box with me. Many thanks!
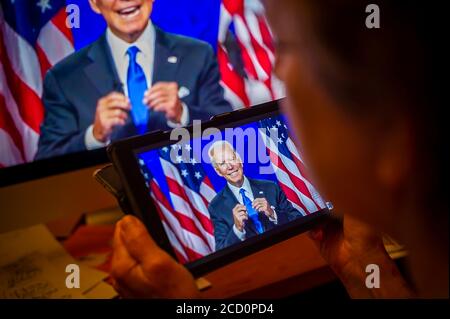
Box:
[67,0,222,51]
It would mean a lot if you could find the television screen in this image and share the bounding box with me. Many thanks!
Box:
[0,0,284,175]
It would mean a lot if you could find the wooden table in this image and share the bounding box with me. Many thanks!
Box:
[47,211,337,298]
[201,233,335,298]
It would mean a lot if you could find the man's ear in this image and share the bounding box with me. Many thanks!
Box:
[88,0,101,14]
[375,117,413,191]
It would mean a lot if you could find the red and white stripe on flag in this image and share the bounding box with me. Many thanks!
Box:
[218,0,285,110]
[152,157,217,263]
[259,130,326,216]
[0,6,74,167]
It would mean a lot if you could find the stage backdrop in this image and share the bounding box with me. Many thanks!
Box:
[0,0,284,167]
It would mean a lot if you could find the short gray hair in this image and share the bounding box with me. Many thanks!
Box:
[208,140,240,167]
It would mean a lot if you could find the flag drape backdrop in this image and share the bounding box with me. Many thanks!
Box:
[0,0,283,167]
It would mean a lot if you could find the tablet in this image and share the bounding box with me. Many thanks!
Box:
[107,99,332,277]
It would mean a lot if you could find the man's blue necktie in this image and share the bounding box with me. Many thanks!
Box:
[127,46,148,134]
[239,188,264,234]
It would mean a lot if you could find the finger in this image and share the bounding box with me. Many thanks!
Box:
[120,215,159,264]
[237,211,247,218]
[98,92,126,106]
[145,92,169,107]
[110,221,138,281]
[147,82,176,94]
[252,198,265,207]
[144,87,167,97]
[147,97,170,110]
[145,88,173,102]
[146,87,178,104]
[145,88,169,102]
[253,202,261,210]
[104,98,131,111]
[252,202,261,210]
[106,108,129,120]
[153,103,174,114]
[256,203,266,212]
[104,92,130,104]
[105,117,126,127]
[112,219,158,296]
[239,210,248,217]
[233,205,246,214]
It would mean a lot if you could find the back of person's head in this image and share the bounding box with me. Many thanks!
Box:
[264,0,448,292]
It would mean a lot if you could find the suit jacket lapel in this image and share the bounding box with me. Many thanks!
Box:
[84,33,138,139]
[141,26,181,129]
[249,178,264,199]
[152,26,180,84]
[84,34,123,97]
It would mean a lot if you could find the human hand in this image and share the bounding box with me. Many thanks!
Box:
[232,204,248,232]
[93,92,130,142]
[308,214,413,298]
[110,215,199,298]
[143,82,183,123]
[252,197,275,219]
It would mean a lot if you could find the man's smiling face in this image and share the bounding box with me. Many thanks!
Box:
[89,0,153,43]
[213,145,244,188]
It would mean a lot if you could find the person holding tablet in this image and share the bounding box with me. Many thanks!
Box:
[110,0,448,298]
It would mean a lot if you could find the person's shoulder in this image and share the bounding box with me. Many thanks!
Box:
[46,39,97,79]
[208,187,228,210]
[250,178,278,188]
[250,178,279,192]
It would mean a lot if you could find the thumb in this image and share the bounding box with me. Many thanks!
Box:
[119,215,158,264]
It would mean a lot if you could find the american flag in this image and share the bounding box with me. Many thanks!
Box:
[0,0,280,168]
[217,0,285,109]
[138,143,217,263]
[138,115,327,264]
[259,116,326,216]
[0,0,74,167]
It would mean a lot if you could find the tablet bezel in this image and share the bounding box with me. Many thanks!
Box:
[107,99,331,277]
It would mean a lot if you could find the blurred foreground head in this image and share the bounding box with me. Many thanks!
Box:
[264,0,448,296]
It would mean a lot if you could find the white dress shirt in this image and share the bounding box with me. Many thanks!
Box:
[228,176,278,241]
[85,22,188,150]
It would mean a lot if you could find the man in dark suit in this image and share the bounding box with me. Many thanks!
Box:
[35,0,232,160]
[207,141,301,250]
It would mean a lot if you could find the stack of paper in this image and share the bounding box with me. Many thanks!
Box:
[0,224,117,299]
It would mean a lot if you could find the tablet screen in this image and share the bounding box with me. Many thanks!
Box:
[133,114,330,264]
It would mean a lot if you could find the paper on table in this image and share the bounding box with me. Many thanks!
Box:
[0,224,109,298]
[0,252,85,299]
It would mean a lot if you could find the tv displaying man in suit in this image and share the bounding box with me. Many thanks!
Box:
[35,0,232,160]
[207,141,302,250]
